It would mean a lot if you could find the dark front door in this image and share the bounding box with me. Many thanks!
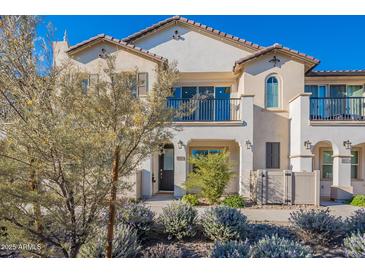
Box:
[159,144,174,191]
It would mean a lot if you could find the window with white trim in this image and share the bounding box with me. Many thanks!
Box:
[266,76,279,108]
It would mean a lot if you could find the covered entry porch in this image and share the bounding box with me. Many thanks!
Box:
[147,139,245,198]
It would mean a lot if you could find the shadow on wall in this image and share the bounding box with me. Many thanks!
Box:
[73,42,118,65]
[245,55,290,76]
[253,104,290,170]
[135,25,189,50]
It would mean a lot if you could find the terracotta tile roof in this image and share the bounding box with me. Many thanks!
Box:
[122,15,264,51]
[66,33,167,63]
[233,43,320,72]
[306,70,365,77]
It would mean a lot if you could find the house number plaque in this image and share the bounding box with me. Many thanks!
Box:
[176,156,186,161]
[341,157,351,164]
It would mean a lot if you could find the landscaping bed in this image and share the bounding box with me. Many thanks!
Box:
[141,221,346,258]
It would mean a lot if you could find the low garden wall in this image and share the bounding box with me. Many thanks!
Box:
[250,170,320,206]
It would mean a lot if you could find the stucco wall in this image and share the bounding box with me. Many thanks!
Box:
[313,142,365,198]
[134,24,252,72]
[238,53,306,170]
[53,40,159,93]
[187,140,240,194]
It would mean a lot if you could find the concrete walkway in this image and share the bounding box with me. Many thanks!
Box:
[144,195,362,224]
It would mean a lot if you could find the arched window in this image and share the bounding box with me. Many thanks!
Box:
[266,76,279,108]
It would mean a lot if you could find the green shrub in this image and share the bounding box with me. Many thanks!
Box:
[250,234,312,258]
[344,232,365,258]
[184,151,234,204]
[181,194,199,206]
[118,202,155,239]
[210,240,250,258]
[159,202,197,240]
[350,195,365,207]
[201,206,248,241]
[345,209,365,234]
[221,195,245,208]
[79,224,141,258]
[289,208,345,245]
[142,244,183,258]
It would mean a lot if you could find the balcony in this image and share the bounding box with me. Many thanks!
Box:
[310,97,365,121]
[167,98,241,122]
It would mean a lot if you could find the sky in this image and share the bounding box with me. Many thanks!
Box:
[41,15,365,71]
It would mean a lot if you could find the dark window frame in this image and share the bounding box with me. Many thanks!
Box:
[266,142,280,169]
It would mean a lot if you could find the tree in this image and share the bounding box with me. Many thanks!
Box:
[0,15,180,257]
[69,56,179,257]
[184,151,234,204]
[0,16,114,257]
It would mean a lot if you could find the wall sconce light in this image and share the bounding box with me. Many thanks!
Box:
[178,140,184,149]
[245,140,252,150]
[304,140,312,150]
[172,29,181,40]
[343,140,352,150]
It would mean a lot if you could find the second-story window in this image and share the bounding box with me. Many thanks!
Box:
[265,76,279,108]
[81,78,89,95]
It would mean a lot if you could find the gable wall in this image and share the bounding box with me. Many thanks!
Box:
[134,24,252,72]
[53,41,159,93]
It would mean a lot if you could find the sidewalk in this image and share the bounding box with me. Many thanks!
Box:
[144,195,361,224]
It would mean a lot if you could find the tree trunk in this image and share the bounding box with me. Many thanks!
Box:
[29,159,43,233]
[106,146,120,258]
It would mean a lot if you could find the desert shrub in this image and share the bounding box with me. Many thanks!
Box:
[118,202,155,239]
[142,244,183,258]
[184,151,234,204]
[289,208,344,244]
[159,202,197,240]
[344,232,365,258]
[247,223,296,242]
[250,235,312,258]
[345,209,365,234]
[201,206,248,241]
[79,224,141,258]
[210,240,250,258]
[350,195,365,207]
[181,194,199,206]
[221,195,245,208]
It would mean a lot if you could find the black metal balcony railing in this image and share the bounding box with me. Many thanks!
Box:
[167,98,241,121]
[310,97,365,121]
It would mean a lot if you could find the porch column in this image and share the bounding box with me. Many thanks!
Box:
[289,93,314,172]
[173,139,188,197]
[140,156,153,198]
[238,140,253,197]
[239,95,254,197]
[331,150,353,200]
[290,155,313,172]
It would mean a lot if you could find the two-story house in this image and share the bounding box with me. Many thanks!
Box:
[53,16,365,201]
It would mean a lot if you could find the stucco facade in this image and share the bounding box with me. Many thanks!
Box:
[53,16,365,200]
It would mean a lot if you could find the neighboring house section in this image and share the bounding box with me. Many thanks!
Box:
[53,16,365,201]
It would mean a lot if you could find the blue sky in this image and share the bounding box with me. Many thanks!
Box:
[41,15,365,71]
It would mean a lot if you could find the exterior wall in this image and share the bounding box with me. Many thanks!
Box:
[289,94,365,199]
[252,169,320,205]
[52,23,365,201]
[238,53,306,171]
[177,72,239,95]
[169,95,254,197]
[53,40,159,94]
[134,24,252,72]
[187,140,240,194]
[313,142,365,199]
[305,76,365,86]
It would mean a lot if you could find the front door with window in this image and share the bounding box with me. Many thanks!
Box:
[159,144,174,191]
